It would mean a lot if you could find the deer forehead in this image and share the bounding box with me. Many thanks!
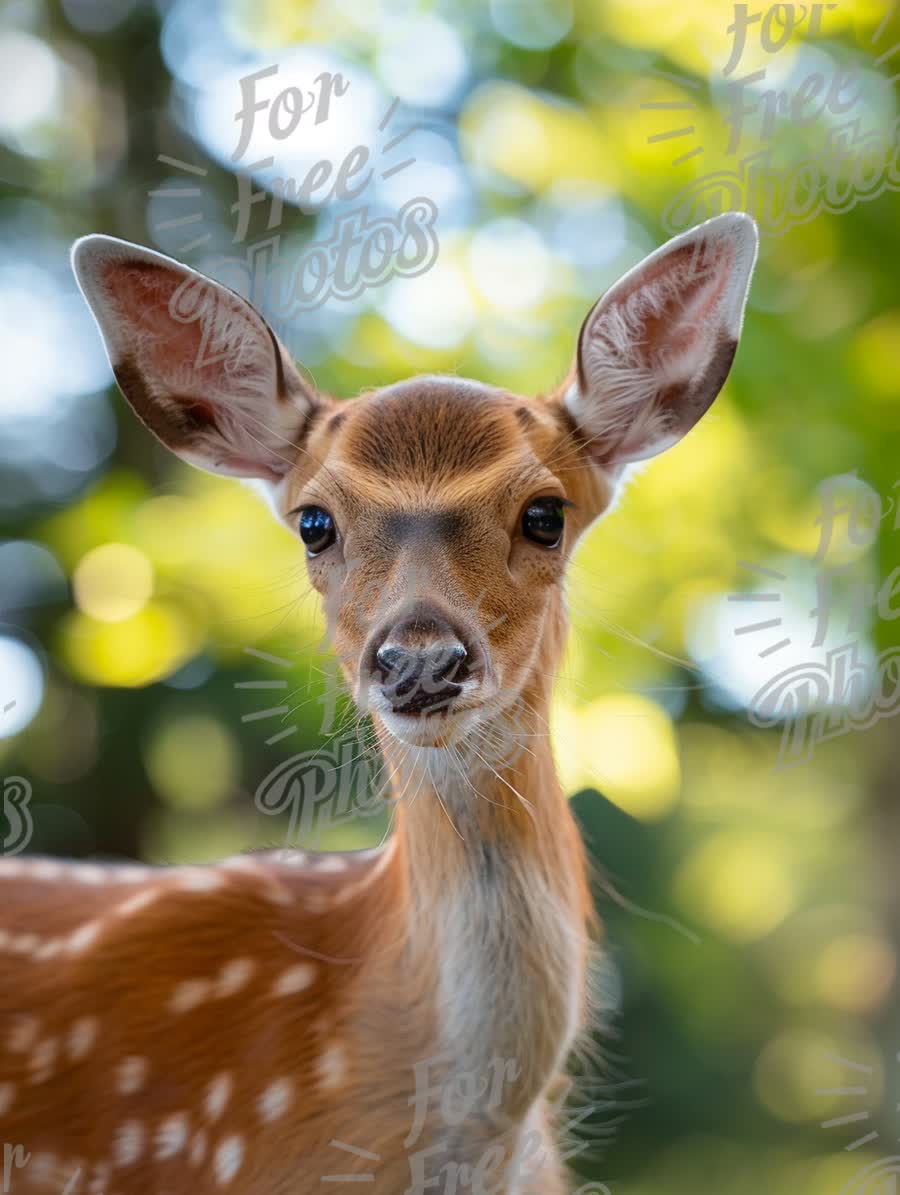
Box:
[291,375,568,510]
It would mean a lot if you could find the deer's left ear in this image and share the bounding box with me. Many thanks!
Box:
[563,213,758,467]
[71,235,318,483]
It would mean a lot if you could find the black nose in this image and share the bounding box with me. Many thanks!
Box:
[375,627,469,715]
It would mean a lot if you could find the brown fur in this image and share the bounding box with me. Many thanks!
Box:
[0,375,609,1195]
[13,214,755,1191]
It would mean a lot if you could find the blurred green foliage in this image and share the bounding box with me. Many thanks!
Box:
[1,0,899,1190]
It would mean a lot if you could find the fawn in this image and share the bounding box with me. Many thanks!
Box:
[0,212,757,1194]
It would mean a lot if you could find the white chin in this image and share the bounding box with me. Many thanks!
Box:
[380,709,476,747]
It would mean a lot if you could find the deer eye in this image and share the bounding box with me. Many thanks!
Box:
[522,498,565,548]
[298,506,336,555]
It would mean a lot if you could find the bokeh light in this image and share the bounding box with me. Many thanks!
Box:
[73,543,154,623]
[143,713,240,811]
[554,694,681,820]
[0,635,45,738]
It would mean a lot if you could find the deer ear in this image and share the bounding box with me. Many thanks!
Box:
[71,235,318,482]
[564,213,758,467]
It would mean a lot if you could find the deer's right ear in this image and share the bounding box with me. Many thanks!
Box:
[71,235,318,482]
[562,213,758,469]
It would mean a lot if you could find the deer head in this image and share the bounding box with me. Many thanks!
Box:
[71,214,757,758]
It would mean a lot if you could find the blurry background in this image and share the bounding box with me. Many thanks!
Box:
[1,0,899,1191]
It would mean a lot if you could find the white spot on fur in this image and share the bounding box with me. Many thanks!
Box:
[67,1017,99,1062]
[214,1135,244,1185]
[67,920,101,954]
[28,1036,58,1083]
[271,849,307,867]
[267,880,293,906]
[316,1043,347,1091]
[216,957,255,998]
[115,889,158,917]
[116,865,152,882]
[34,938,64,960]
[221,853,291,905]
[178,868,224,892]
[169,978,211,1013]
[205,1073,232,1121]
[76,864,107,884]
[113,1120,144,1166]
[257,1077,292,1123]
[222,855,258,875]
[155,1113,189,1160]
[116,1056,148,1094]
[312,854,347,873]
[271,963,315,997]
[31,860,64,881]
[328,844,395,906]
[10,932,39,954]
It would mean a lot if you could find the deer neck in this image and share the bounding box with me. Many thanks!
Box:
[375,653,592,1118]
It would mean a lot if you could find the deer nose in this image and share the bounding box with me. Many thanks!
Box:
[375,636,469,715]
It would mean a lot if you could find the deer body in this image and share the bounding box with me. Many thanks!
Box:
[0,738,588,1193]
[0,213,757,1192]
